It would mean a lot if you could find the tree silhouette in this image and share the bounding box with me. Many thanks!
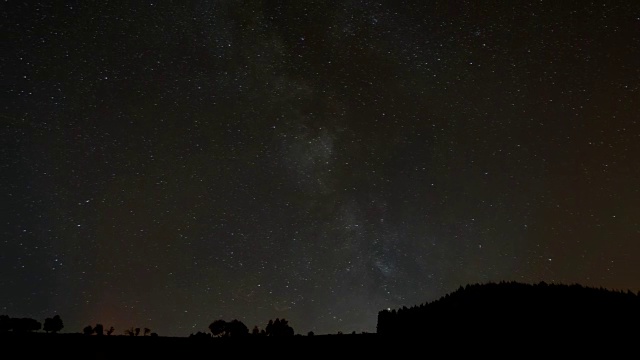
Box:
[226,319,249,337]
[94,324,104,336]
[208,319,249,337]
[135,327,141,336]
[106,326,115,336]
[10,317,41,333]
[124,327,135,336]
[274,318,295,336]
[208,319,226,337]
[252,325,260,336]
[83,325,94,335]
[265,318,294,336]
[43,317,54,333]
[43,315,63,334]
[144,327,150,336]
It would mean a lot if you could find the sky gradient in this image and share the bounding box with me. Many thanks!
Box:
[2,1,639,337]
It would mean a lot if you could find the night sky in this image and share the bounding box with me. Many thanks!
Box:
[2,1,639,337]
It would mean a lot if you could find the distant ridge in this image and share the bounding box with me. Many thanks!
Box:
[377,281,640,337]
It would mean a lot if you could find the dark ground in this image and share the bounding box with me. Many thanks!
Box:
[0,329,636,358]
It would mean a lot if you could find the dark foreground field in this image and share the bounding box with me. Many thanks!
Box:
[3,333,386,358]
[1,328,636,359]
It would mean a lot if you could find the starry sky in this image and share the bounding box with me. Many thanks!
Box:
[2,1,639,337]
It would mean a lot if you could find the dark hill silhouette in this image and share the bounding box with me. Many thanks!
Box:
[377,281,639,339]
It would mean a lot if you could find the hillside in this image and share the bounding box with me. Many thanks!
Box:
[377,281,640,338]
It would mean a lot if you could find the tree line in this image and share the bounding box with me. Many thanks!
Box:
[0,313,295,338]
[377,281,640,336]
[7,281,635,338]
[0,314,63,333]
[190,317,295,338]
